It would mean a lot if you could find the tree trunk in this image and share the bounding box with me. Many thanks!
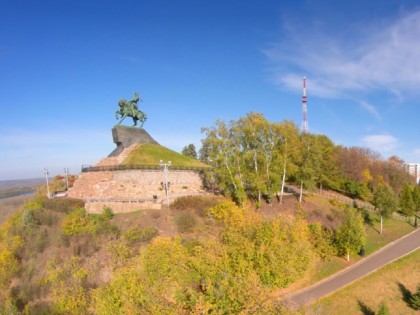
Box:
[299,180,303,203]
[280,163,286,204]
[380,215,383,235]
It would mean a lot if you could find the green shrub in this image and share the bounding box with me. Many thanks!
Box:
[102,206,114,219]
[174,212,197,233]
[61,208,119,237]
[308,223,336,260]
[410,285,420,310]
[123,226,158,243]
[377,301,390,315]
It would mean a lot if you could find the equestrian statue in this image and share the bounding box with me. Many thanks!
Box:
[115,92,147,127]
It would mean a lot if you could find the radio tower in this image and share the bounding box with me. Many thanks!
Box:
[301,76,308,133]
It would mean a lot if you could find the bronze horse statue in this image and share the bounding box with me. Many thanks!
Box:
[115,92,147,127]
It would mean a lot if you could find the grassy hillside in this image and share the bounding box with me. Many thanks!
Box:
[306,249,420,314]
[122,144,210,168]
[0,189,416,313]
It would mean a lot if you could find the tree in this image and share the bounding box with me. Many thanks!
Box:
[399,184,415,216]
[410,284,420,310]
[334,207,366,262]
[181,143,197,159]
[275,121,300,204]
[411,185,420,227]
[377,301,390,315]
[295,133,317,203]
[234,113,283,204]
[311,135,339,191]
[308,223,336,261]
[372,184,399,234]
[201,119,246,205]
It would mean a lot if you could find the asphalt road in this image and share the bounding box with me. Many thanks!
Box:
[284,228,420,308]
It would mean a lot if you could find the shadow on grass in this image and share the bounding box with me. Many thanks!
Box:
[357,300,375,315]
[397,282,414,309]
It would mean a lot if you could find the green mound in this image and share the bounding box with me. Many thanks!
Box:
[122,144,210,168]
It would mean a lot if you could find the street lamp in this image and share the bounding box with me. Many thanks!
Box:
[44,168,50,199]
[64,168,69,190]
[159,160,171,206]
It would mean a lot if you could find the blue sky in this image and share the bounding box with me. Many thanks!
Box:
[1,0,420,180]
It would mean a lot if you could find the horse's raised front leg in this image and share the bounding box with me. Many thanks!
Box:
[118,114,127,125]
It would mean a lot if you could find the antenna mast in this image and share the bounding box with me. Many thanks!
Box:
[301,76,308,132]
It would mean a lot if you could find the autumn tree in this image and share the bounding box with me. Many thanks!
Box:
[372,184,399,234]
[295,132,317,203]
[399,184,416,216]
[234,113,283,204]
[311,135,340,191]
[412,185,420,227]
[275,121,300,204]
[334,207,366,262]
[201,119,246,204]
[181,143,197,159]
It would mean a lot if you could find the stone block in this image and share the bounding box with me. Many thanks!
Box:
[109,126,159,156]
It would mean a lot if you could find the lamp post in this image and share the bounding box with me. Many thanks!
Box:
[64,168,69,190]
[44,168,50,199]
[159,160,171,206]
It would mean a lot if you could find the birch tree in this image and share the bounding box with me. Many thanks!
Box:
[334,207,365,262]
[372,184,399,234]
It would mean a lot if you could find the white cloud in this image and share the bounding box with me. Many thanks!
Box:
[358,101,380,120]
[265,10,420,99]
[361,134,398,154]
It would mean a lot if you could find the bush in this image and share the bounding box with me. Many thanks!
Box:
[171,196,221,216]
[410,285,420,310]
[102,207,114,219]
[123,227,158,243]
[205,200,247,227]
[61,208,95,236]
[42,198,84,214]
[61,208,119,237]
[174,212,197,233]
[308,223,336,260]
[107,240,132,267]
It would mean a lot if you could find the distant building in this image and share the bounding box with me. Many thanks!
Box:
[406,163,420,185]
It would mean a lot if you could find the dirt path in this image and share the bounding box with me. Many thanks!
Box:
[283,228,420,309]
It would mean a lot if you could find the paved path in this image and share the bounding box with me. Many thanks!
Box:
[283,228,420,308]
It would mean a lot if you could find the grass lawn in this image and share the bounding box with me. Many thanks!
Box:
[306,249,420,314]
[304,215,416,288]
[364,214,416,255]
[122,144,210,168]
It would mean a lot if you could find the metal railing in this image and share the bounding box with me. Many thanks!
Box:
[81,164,211,173]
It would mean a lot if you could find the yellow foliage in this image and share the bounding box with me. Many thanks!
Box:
[0,246,19,285]
[44,256,89,314]
[107,239,133,267]
[361,168,372,183]
[0,235,23,286]
[22,198,43,211]
[61,208,95,236]
[206,200,248,227]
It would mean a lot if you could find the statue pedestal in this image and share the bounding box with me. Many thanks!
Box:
[109,126,159,156]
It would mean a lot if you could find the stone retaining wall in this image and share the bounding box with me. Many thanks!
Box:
[67,169,206,213]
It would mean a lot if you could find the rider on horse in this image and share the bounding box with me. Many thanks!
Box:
[116,92,147,128]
